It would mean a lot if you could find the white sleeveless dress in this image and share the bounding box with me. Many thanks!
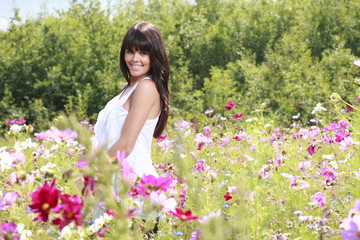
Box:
[92,78,159,177]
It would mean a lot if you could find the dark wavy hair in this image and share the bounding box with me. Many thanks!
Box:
[119,21,170,138]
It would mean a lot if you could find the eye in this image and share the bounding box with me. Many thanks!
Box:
[140,51,148,56]
[125,49,134,54]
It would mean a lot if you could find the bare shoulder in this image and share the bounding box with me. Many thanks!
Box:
[136,78,158,95]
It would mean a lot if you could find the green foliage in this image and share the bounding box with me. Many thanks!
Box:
[0,0,359,130]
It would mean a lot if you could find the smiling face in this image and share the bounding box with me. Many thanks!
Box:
[124,48,151,83]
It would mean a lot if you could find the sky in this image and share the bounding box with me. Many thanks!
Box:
[0,0,115,31]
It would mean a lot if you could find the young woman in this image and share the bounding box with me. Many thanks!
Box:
[92,21,170,177]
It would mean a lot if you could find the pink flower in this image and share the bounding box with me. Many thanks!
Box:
[116,150,136,181]
[0,192,18,210]
[225,101,235,110]
[0,222,19,240]
[10,152,25,166]
[311,192,326,207]
[157,139,174,154]
[135,175,176,196]
[174,120,190,131]
[155,135,167,142]
[339,137,360,152]
[354,60,360,67]
[198,210,221,224]
[292,113,301,119]
[194,159,208,172]
[171,208,198,221]
[79,120,89,125]
[29,179,61,222]
[298,160,312,172]
[46,127,78,142]
[232,114,243,120]
[341,215,360,240]
[203,126,211,137]
[204,109,214,114]
[149,192,177,212]
[52,194,84,231]
[321,163,338,182]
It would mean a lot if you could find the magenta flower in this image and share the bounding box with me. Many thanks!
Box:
[194,159,208,172]
[52,194,84,231]
[155,135,167,142]
[171,208,198,221]
[321,163,338,182]
[225,101,235,110]
[307,144,316,156]
[335,129,351,143]
[29,179,61,222]
[0,192,18,210]
[232,114,243,120]
[5,118,26,126]
[135,175,176,196]
[0,222,19,240]
[311,192,326,207]
[203,126,211,137]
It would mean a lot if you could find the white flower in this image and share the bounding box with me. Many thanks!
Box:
[9,124,22,133]
[59,225,72,239]
[322,154,334,160]
[17,223,32,240]
[311,103,327,114]
[89,216,105,233]
[0,151,12,172]
[40,162,57,173]
[14,138,38,151]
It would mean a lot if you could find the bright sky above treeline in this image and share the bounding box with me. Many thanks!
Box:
[0,0,116,31]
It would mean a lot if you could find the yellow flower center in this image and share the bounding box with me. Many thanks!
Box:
[181,215,187,219]
[66,212,74,219]
[42,203,50,211]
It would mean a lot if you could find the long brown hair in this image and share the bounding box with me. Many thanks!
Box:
[119,22,170,138]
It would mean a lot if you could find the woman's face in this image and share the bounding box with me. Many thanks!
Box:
[124,47,151,81]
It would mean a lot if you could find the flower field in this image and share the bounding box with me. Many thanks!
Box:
[1,94,360,240]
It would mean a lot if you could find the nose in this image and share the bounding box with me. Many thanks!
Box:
[132,52,140,61]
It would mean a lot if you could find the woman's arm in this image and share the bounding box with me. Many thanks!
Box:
[107,79,160,159]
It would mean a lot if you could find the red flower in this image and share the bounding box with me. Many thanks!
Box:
[232,114,243,120]
[224,192,232,201]
[170,208,198,221]
[52,194,84,231]
[232,136,242,141]
[225,101,235,110]
[29,179,61,222]
[81,176,95,197]
[156,135,167,142]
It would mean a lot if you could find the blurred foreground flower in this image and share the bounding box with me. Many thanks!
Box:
[29,179,61,221]
[171,208,198,221]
